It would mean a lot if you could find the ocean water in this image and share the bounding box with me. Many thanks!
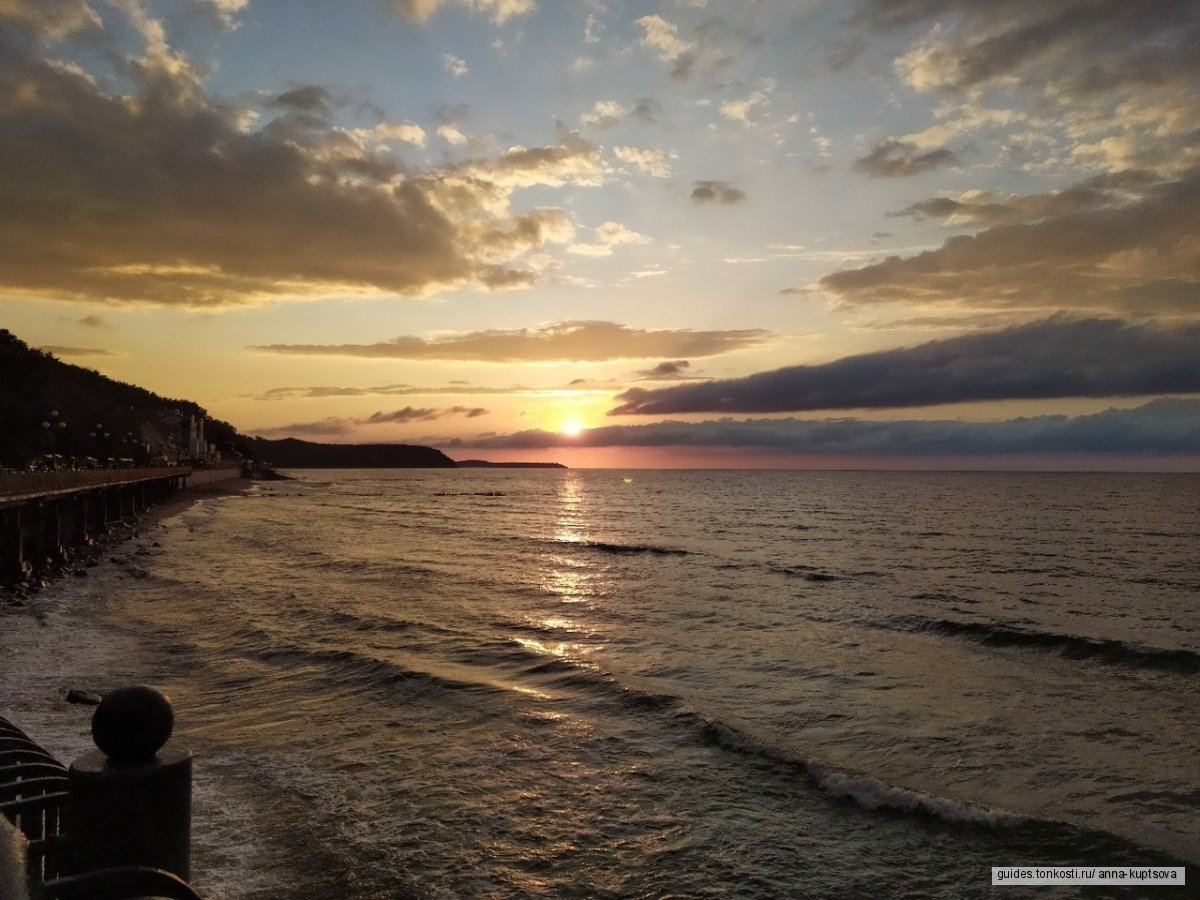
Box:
[2,469,1198,899]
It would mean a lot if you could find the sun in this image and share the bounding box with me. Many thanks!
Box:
[561,417,585,437]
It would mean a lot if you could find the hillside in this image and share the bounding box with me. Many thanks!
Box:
[245,437,455,469]
[0,329,454,470]
[0,328,220,468]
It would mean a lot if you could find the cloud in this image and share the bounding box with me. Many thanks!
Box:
[350,122,427,147]
[202,0,250,28]
[436,124,468,145]
[631,97,665,124]
[0,9,467,305]
[567,222,650,257]
[253,418,356,438]
[822,171,1200,316]
[0,0,100,39]
[251,320,773,362]
[636,360,692,380]
[876,1,1195,94]
[38,345,115,358]
[253,404,489,438]
[462,133,604,188]
[861,0,1200,177]
[0,4,606,307]
[889,172,1159,228]
[610,318,1200,415]
[449,399,1200,458]
[613,146,674,178]
[268,86,333,114]
[365,405,488,424]
[442,53,469,78]
[250,383,541,401]
[78,315,107,328]
[637,15,693,63]
[719,83,773,125]
[691,180,747,204]
[853,140,958,178]
[580,100,626,127]
[386,0,536,25]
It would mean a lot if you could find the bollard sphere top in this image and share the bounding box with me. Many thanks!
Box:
[92,685,175,764]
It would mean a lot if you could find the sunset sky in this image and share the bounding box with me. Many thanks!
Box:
[3,0,1199,468]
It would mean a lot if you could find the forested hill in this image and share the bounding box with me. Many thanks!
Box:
[244,437,455,468]
[0,329,454,469]
[0,327,227,467]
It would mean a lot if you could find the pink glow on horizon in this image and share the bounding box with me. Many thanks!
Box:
[447,446,1200,471]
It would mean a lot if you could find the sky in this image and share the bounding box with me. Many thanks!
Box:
[2,0,1199,469]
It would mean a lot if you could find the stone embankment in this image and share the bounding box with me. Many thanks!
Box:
[0,466,241,587]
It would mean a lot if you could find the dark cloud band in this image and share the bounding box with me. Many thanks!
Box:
[455,399,1200,457]
[611,318,1200,415]
[253,321,772,363]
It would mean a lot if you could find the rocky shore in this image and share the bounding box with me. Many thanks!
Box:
[0,477,249,608]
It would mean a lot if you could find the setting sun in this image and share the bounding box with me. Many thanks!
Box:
[561,417,585,437]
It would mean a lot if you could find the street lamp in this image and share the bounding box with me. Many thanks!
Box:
[41,410,66,469]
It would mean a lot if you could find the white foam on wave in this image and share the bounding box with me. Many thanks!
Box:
[807,765,1018,827]
[695,714,1018,829]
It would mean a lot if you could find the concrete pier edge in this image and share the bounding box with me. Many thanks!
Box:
[0,467,243,587]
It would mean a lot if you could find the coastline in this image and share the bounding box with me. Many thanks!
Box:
[1,474,250,605]
[0,476,268,899]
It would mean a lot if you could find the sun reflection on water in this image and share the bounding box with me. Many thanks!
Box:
[538,472,601,606]
[553,471,586,543]
[513,636,580,659]
[543,562,592,604]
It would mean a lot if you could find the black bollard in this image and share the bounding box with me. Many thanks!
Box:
[67,686,192,880]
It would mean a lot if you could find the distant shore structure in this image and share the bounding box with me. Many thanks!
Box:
[454,459,567,469]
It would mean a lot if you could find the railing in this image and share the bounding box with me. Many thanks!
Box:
[0,688,202,900]
[0,469,188,500]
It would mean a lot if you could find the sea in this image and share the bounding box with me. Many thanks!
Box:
[1,469,1197,899]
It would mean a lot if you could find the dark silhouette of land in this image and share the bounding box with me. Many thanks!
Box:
[245,437,455,468]
[0,329,562,471]
[455,459,566,469]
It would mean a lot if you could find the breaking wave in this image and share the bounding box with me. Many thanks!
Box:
[892,616,1200,674]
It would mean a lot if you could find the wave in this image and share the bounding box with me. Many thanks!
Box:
[278,606,467,645]
[678,709,1198,866]
[682,711,1016,828]
[553,539,692,557]
[452,636,686,713]
[773,565,838,582]
[225,615,1195,866]
[892,615,1200,675]
[245,641,498,697]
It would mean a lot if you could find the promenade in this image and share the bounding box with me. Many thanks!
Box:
[0,466,241,582]
[0,468,189,506]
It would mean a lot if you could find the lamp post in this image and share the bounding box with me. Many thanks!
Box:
[41,410,67,469]
[89,422,111,467]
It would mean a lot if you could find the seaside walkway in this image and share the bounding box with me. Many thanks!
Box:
[0,467,239,583]
[0,469,190,507]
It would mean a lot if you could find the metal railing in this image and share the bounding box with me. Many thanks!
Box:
[0,689,202,900]
[0,469,191,500]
